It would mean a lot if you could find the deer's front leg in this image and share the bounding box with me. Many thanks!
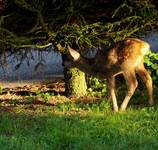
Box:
[136,67,154,106]
[120,71,138,111]
[107,77,118,112]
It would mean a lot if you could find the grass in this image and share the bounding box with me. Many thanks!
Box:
[0,88,158,150]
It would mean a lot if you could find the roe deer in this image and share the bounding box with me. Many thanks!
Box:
[60,38,154,112]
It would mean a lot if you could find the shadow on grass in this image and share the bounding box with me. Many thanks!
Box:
[0,83,158,150]
[0,104,158,150]
[0,98,55,107]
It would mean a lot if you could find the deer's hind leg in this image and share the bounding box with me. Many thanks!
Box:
[136,65,154,106]
[120,70,138,111]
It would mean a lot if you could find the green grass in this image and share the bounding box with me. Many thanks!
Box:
[0,96,158,150]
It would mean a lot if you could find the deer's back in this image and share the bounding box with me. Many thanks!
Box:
[95,38,149,69]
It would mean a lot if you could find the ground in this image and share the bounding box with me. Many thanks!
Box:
[0,80,158,150]
[0,79,101,115]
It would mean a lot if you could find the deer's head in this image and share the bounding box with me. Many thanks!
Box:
[63,46,97,76]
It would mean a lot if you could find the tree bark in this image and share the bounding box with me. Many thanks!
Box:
[64,67,87,97]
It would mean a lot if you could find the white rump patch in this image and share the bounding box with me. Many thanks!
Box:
[141,43,150,55]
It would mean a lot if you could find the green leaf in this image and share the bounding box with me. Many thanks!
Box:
[156,70,158,76]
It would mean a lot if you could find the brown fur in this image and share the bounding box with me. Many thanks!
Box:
[65,38,154,112]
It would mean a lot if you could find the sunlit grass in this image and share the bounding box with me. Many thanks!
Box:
[0,93,158,150]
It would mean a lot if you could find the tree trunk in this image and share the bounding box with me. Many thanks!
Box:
[64,67,87,97]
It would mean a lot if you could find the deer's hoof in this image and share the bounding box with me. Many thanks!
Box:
[119,107,126,112]
[113,107,119,112]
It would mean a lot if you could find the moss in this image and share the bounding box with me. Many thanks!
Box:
[64,67,87,97]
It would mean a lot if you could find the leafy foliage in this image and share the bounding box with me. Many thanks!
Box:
[1,0,158,49]
[145,51,158,85]
[87,77,107,97]
[0,0,158,96]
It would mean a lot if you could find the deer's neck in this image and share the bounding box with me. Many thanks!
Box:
[76,56,121,79]
[75,56,94,75]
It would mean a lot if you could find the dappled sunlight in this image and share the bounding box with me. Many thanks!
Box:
[0,79,158,150]
[1,100,158,149]
[1,0,158,149]
[0,80,157,117]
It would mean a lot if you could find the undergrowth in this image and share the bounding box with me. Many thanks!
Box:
[0,90,158,150]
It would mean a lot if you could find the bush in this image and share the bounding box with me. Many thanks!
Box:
[145,51,158,86]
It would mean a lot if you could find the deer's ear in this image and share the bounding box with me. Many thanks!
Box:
[68,46,80,61]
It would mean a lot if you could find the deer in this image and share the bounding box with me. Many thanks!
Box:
[56,38,154,112]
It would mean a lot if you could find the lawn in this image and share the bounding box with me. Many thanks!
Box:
[0,84,158,150]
